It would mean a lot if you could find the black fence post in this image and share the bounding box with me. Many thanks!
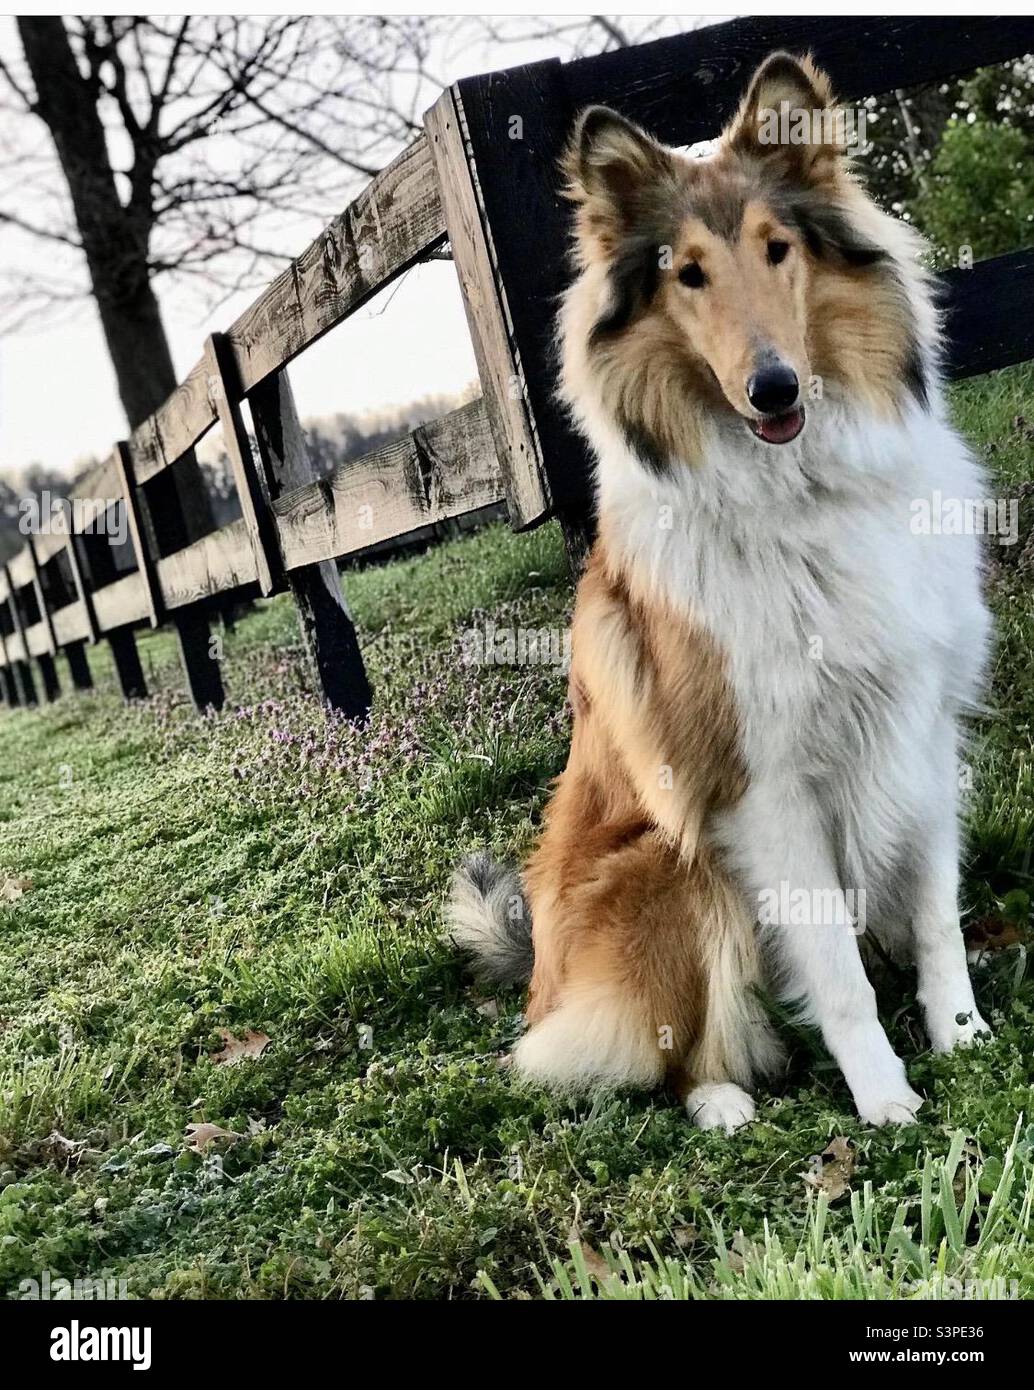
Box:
[249,367,372,720]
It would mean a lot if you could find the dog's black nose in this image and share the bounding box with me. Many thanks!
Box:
[747,362,799,415]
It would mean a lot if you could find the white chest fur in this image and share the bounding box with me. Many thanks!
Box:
[596,397,991,920]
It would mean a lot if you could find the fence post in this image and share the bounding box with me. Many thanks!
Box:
[441,62,597,568]
[133,449,224,712]
[0,630,17,707]
[64,641,94,691]
[204,333,282,598]
[63,529,97,692]
[75,525,147,702]
[27,535,61,702]
[248,367,372,720]
[2,567,38,705]
[424,89,551,535]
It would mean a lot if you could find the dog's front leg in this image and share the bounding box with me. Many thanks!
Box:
[726,782,924,1126]
[913,724,991,1051]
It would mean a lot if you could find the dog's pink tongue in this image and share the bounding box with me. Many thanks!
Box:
[755,407,804,444]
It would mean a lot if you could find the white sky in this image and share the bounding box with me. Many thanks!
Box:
[0,13,730,480]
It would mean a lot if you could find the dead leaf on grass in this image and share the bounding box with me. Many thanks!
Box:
[184,1122,241,1153]
[1,875,32,902]
[209,1028,270,1066]
[802,1136,857,1201]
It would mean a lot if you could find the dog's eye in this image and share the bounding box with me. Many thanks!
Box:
[767,239,790,266]
[678,262,706,289]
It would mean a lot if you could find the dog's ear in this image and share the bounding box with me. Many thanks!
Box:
[723,52,844,186]
[564,105,673,211]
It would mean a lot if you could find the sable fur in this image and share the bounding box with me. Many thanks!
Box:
[448,53,990,1132]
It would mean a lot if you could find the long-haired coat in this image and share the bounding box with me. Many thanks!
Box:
[449,53,991,1132]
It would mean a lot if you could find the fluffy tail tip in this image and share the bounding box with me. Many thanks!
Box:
[446,851,532,988]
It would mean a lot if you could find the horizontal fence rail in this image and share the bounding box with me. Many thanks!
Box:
[2,15,1033,717]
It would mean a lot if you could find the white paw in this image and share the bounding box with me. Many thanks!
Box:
[854,1086,925,1127]
[685,1082,756,1134]
[928,1008,992,1054]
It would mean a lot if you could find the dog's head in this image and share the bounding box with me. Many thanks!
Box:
[562,52,929,467]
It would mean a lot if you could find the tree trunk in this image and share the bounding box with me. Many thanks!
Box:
[18,17,211,536]
[20,18,227,712]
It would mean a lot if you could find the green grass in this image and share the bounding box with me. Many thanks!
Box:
[0,365,1032,1301]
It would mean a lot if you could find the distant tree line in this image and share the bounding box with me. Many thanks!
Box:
[0,389,476,567]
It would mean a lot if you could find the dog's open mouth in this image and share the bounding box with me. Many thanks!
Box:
[748,405,806,445]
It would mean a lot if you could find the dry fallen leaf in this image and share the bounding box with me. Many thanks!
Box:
[1,875,32,902]
[567,1222,612,1283]
[209,1028,270,1066]
[184,1122,241,1153]
[803,1136,856,1201]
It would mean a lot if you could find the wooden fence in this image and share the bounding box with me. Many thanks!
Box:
[2,15,1033,718]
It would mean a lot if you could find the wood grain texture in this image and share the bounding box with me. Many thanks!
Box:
[454,57,597,558]
[229,134,446,392]
[154,518,259,612]
[123,136,446,490]
[204,333,282,596]
[129,358,215,485]
[424,89,549,528]
[112,442,162,626]
[561,16,1034,145]
[92,572,151,633]
[273,397,504,571]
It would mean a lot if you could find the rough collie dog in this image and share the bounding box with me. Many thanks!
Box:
[449,53,991,1132]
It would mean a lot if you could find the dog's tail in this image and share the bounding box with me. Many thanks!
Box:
[446,851,533,988]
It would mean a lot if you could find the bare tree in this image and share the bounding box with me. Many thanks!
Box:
[0,17,452,433]
[0,13,689,497]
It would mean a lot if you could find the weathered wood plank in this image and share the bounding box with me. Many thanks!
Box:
[127,135,446,488]
[8,549,35,590]
[229,134,446,392]
[22,620,50,658]
[424,89,549,530]
[36,526,75,565]
[92,572,151,633]
[273,397,504,571]
[561,16,1034,146]
[130,359,214,485]
[154,518,259,612]
[52,601,92,648]
[249,367,372,720]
